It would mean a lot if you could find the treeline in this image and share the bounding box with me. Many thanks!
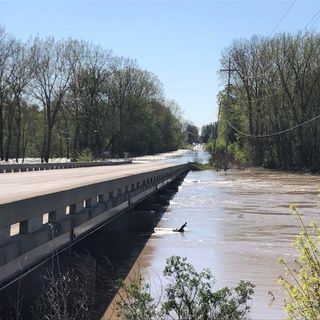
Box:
[217,31,320,171]
[0,27,184,162]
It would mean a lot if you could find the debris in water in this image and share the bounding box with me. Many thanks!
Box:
[173,222,187,232]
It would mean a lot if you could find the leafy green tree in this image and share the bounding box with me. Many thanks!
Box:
[201,123,216,144]
[218,31,320,170]
[0,27,186,161]
[116,256,254,320]
[184,122,199,145]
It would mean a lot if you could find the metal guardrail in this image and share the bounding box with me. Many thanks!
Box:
[0,160,133,173]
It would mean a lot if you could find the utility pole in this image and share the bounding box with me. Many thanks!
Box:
[213,102,221,156]
[220,58,236,169]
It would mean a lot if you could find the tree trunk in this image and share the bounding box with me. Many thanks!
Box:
[44,126,53,163]
[0,104,3,160]
[5,103,15,161]
[15,102,22,162]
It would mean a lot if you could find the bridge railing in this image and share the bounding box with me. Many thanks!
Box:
[0,160,132,173]
[0,163,189,286]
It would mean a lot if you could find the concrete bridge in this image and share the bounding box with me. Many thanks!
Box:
[0,161,189,288]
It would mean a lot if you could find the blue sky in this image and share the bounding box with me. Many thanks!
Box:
[0,0,320,128]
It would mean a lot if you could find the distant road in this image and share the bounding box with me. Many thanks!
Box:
[0,161,181,205]
[192,144,205,151]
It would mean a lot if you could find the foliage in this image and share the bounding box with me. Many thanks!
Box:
[115,276,159,320]
[228,142,247,163]
[0,27,185,162]
[201,123,217,144]
[184,122,200,145]
[205,140,215,154]
[218,31,320,170]
[278,206,320,320]
[74,148,94,162]
[190,162,215,171]
[116,256,255,320]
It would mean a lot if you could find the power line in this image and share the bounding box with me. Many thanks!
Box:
[225,2,320,82]
[305,8,320,30]
[271,0,297,34]
[226,113,320,139]
[310,10,320,29]
[226,32,320,105]
[218,5,320,140]
[229,35,318,82]
[232,61,320,105]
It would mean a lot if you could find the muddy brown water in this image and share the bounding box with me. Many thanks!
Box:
[106,166,320,320]
[2,150,319,320]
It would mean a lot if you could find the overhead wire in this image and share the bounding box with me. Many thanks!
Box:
[223,5,320,138]
[231,54,320,105]
[222,0,320,82]
[226,113,320,139]
[305,7,320,30]
[229,26,320,105]
[271,0,297,34]
[167,2,309,97]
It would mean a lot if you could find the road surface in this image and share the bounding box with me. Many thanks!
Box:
[0,161,182,205]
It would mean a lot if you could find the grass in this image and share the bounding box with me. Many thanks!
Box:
[190,162,215,171]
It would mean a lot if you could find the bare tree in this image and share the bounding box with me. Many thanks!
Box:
[31,37,72,162]
[0,27,15,160]
[4,39,35,161]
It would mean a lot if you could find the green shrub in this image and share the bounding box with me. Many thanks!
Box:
[205,141,215,154]
[116,256,254,320]
[74,148,94,162]
[190,162,214,171]
[228,142,246,163]
[279,206,320,320]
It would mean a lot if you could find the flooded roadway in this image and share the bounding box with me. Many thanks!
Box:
[112,161,320,319]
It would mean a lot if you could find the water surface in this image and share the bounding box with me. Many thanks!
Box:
[134,168,320,320]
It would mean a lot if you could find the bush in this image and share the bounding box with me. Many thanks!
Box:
[74,148,94,162]
[190,162,214,171]
[205,141,215,154]
[278,206,320,320]
[228,142,246,163]
[32,267,91,320]
[116,256,254,320]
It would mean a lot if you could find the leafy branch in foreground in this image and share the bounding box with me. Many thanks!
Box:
[278,206,320,320]
[116,255,254,320]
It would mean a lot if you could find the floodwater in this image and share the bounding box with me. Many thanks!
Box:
[113,152,320,320]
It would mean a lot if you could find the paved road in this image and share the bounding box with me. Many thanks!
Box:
[0,161,181,205]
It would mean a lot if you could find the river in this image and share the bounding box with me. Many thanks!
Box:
[106,150,320,320]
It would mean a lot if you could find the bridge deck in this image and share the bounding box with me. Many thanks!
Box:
[0,161,177,205]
